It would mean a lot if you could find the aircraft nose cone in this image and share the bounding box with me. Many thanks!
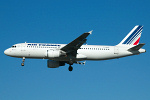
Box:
[4,49,7,55]
[4,49,9,55]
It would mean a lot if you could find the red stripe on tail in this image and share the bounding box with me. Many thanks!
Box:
[133,37,140,45]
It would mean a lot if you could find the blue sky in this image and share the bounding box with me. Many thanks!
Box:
[0,0,150,100]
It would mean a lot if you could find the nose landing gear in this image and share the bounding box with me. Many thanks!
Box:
[21,57,25,66]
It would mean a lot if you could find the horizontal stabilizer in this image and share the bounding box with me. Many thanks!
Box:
[128,43,145,51]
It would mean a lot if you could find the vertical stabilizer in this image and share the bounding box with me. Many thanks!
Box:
[118,25,143,45]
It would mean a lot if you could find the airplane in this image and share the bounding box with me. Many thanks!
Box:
[4,25,146,71]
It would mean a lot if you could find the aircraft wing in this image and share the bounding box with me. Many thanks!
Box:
[61,31,92,56]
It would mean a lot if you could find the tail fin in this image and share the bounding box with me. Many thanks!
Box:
[118,25,143,45]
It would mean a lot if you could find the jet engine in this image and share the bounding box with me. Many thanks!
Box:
[47,60,65,68]
[45,50,66,58]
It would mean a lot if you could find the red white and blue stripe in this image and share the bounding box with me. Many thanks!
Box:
[119,25,143,45]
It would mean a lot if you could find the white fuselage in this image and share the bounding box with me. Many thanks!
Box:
[4,25,146,71]
[4,43,146,61]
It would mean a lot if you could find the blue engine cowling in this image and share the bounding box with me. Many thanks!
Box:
[47,60,65,68]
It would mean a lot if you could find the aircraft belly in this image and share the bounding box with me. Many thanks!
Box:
[78,49,122,60]
[13,49,46,58]
[27,49,46,58]
[78,50,107,60]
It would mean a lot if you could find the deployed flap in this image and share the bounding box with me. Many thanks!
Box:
[61,31,92,56]
[128,43,145,51]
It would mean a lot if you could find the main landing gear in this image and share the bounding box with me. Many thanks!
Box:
[68,59,73,72]
[67,61,86,71]
[68,65,73,71]
[21,57,25,66]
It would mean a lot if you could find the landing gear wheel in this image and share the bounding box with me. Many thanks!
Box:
[68,66,73,71]
[21,57,25,66]
[21,63,24,66]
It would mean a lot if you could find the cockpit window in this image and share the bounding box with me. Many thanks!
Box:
[11,45,16,48]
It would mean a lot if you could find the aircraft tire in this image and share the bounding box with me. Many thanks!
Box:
[68,66,73,71]
[21,63,24,66]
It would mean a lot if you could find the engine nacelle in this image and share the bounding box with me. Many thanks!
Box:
[47,60,65,68]
[45,50,66,58]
